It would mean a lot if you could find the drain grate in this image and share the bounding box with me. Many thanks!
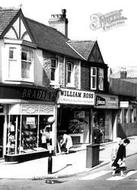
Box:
[45,179,64,184]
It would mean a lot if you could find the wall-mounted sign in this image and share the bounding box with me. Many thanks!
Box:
[120,101,129,108]
[58,88,95,105]
[0,84,57,102]
[9,104,54,115]
[95,94,118,109]
[96,95,106,106]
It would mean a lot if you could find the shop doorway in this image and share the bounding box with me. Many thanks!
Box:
[0,116,4,158]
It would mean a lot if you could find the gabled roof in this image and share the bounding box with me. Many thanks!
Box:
[68,40,95,60]
[0,8,83,60]
[0,8,19,36]
[25,18,83,60]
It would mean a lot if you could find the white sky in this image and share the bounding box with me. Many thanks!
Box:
[0,0,137,69]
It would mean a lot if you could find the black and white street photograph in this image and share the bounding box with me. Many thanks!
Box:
[0,0,137,189]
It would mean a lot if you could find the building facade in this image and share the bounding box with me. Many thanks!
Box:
[0,7,119,162]
[110,77,137,138]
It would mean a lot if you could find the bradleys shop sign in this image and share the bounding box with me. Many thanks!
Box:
[57,88,95,105]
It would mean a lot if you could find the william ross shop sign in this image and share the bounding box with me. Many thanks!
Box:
[58,88,95,105]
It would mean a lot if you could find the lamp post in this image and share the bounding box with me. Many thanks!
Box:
[47,116,55,174]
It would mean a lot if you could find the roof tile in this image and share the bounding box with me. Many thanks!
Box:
[0,8,19,35]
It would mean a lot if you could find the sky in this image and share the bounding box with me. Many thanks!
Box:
[0,0,137,70]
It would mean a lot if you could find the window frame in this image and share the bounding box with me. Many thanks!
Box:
[21,50,32,79]
[66,61,74,87]
[90,67,97,90]
[50,58,58,81]
[98,68,104,91]
[7,45,34,82]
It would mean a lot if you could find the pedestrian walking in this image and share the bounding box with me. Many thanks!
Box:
[111,137,122,162]
[111,138,130,177]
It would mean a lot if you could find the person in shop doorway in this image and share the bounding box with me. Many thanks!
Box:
[92,124,103,144]
[40,125,52,150]
[111,138,130,177]
[60,132,73,154]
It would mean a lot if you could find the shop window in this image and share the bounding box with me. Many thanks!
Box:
[124,109,128,123]
[6,115,20,155]
[21,115,38,151]
[98,68,104,91]
[118,110,122,124]
[133,109,137,123]
[6,114,54,156]
[129,109,134,123]
[90,67,97,90]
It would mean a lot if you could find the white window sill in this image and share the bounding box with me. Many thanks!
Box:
[66,83,75,88]
[4,79,34,84]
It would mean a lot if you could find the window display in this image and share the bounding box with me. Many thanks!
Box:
[6,116,17,155]
[21,116,37,152]
[6,114,54,155]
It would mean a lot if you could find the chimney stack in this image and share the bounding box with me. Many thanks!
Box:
[120,67,127,79]
[48,9,68,38]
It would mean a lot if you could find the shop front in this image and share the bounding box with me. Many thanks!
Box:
[93,94,119,142]
[57,88,95,146]
[0,84,57,162]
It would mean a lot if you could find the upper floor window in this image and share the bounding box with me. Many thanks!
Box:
[98,68,104,90]
[90,67,97,90]
[8,46,33,82]
[51,58,57,81]
[9,48,14,59]
[21,50,32,79]
[66,61,74,86]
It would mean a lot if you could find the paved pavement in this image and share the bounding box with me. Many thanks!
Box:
[0,136,137,179]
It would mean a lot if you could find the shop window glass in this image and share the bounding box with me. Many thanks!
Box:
[130,109,134,123]
[6,114,54,156]
[6,115,20,155]
[21,115,38,151]
[124,109,128,123]
[90,67,97,89]
[118,110,122,124]
[39,115,53,150]
[133,109,137,123]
